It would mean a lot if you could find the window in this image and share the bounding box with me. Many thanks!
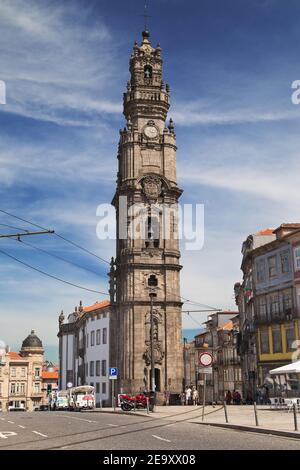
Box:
[286,325,295,352]
[21,368,26,378]
[90,382,94,387]
[96,329,101,345]
[101,360,107,376]
[96,361,100,376]
[102,328,107,345]
[96,383,100,394]
[295,248,300,270]
[10,383,16,394]
[11,367,16,377]
[34,368,40,378]
[283,289,292,312]
[272,326,282,353]
[281,251,290,274]
[268,256,277,278]
[260,329,270,354]
[145,214,160,248]
[91,331,95,347]
[270,293,280,317]
[258,296,267,318]
[90,361,94,377]
[86,333,89,348]
[256,259,266,283]
[20,383,25,394]
[144,65,152,79]
[102,382,107,394]
[34,383,40,394]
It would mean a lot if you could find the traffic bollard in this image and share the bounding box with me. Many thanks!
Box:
[293,403,298,431]
[146,397,149,415]
[223,401,229,423]
[254,402,259,426]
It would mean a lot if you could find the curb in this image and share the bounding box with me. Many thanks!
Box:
[83,409,152,418]
[193,421,300,439]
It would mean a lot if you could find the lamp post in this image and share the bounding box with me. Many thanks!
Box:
[149,290,157,392]
[183,337,187,390]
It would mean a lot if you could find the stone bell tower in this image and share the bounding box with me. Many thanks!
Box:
[109,30,183,395]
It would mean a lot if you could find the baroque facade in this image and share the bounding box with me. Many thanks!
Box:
[109,30,184,395]
[0,331,44,412]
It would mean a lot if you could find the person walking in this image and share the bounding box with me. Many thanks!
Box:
[185,386,192,405]
[192,387,199,406]
[225,390,232,405]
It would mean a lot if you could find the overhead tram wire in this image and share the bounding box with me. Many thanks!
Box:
[0,223,30,232]
[13,238,105,278]
[0,208,110,265]
[0,211,222,309]
[0,247,109,296]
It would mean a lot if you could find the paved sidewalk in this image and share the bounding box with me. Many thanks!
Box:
[86,404,300,438]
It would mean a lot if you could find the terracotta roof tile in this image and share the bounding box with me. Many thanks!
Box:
[256,228,274,235]
[42,371,59,380]
[83,300,110,313]
[7,352,23,360]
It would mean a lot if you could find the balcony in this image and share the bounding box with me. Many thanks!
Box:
[255,309,298,325]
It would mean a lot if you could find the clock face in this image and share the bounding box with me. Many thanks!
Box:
[144,125,158,139]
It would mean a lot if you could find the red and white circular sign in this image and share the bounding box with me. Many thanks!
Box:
[199,352,213,367]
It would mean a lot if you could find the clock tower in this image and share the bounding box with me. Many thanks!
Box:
[109,30,184,396]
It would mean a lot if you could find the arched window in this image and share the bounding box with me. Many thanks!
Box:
[148,275,158,287]
[144,65,152,79]
[145,214,159,248]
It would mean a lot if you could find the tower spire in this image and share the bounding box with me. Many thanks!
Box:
[142,1,151,33]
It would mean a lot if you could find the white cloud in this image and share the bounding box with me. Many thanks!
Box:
[0,0,122,126]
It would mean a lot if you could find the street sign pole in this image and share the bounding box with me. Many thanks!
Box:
[112,379,115,411]
[202,374,206,422]
[109,367,118,411]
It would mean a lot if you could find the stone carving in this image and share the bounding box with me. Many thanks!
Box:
[143,342,164,366]
[142,175,162,201]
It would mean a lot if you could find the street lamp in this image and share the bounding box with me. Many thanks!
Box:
[148,274,158,393]
[183,337,187,390]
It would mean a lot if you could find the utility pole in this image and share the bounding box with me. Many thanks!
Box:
[0,230,54,239]
[183,337,187,390]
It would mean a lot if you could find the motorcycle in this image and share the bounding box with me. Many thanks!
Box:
[120,393,148,411]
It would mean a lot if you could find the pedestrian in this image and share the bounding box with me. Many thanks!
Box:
[255,387,262,404]
[192,387,199,406]
[185,386,192,405]
[234,390,241,405]
[180,391,186,406]
[225,390,232,405]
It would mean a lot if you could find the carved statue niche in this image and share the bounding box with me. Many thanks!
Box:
[143,309,165,366]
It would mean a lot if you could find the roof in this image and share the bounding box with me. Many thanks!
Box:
[273,223,300,233]
[7,352,23,360]
[218,321,233,331]
[21,330,43,349]
[255,228,274,236]
[42,371,59,380]
[83,300,110,313]
[270,360,300,375]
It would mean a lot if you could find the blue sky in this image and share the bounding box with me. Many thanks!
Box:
[1,0,300,361]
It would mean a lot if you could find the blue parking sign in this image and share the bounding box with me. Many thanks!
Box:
[109,367,118,377]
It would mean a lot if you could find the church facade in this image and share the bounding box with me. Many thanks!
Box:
[109,30,184,395]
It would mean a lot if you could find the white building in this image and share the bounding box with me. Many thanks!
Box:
[58,300,110,406]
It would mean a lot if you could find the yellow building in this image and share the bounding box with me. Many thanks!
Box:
[257,320,300,390]
[0,330,44,412]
